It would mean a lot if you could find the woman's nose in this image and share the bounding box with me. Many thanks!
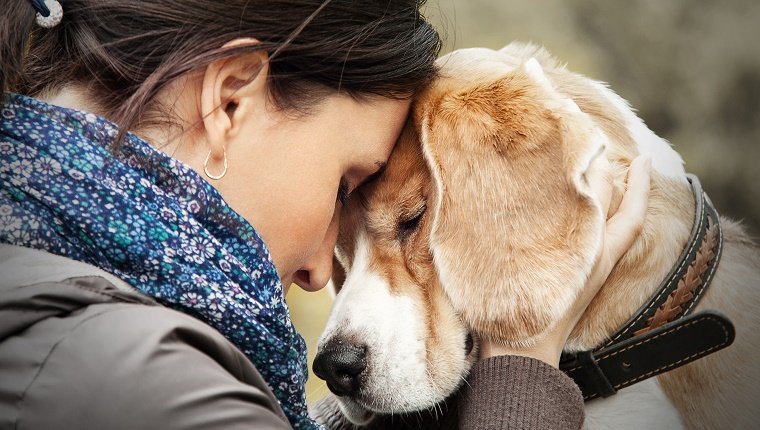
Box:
[292,210,340,292]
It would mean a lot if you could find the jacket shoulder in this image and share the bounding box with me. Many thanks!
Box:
[6,301,291,430]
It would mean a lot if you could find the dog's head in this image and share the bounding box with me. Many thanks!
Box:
[314,46,620,424]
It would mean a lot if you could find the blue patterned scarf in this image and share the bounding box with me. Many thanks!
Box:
[0,93,320,429]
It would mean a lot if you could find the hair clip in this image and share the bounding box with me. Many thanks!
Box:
[30,0,63,28]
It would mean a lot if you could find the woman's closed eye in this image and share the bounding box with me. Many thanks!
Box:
[337,178,350,206]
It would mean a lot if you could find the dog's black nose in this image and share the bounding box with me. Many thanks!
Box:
[313,338,367,397]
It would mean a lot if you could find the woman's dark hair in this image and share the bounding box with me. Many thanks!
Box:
[1,0,440,145]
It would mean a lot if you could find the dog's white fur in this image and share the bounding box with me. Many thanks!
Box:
[584,379,685,429]
[320,232,473,424]
[588,78,687,182]
[318,43,760,428]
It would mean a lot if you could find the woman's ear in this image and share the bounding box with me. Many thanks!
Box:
[200,38,269,163]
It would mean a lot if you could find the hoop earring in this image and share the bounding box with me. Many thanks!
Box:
[203,149,228,180]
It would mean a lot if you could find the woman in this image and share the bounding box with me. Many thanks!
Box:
[0,0,650,429]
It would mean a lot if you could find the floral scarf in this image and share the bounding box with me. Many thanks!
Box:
[0,93,320,429]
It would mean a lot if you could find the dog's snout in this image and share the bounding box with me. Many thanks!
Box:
[313,338,367,397]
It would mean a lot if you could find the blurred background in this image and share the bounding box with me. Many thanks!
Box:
[288,0,760,405]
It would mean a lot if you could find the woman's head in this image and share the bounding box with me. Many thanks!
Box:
[3,0,439,131]
[1,0,441,292]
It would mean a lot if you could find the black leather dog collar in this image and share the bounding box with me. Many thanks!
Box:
[560,174,735,400]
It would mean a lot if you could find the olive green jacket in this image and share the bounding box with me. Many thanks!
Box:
[0,244,291,429]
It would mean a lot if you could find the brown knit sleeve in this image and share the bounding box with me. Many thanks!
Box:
[312,355,583,429]
[458,355,584,430]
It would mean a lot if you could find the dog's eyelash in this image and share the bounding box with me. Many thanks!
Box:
[398,205,426,238]
[337,179,350,206]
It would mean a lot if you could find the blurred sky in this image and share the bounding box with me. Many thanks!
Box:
[290,0,760,405]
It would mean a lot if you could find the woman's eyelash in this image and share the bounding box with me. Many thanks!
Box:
[337,179,350,206]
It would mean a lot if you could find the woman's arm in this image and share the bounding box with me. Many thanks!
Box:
[458,355,584,429]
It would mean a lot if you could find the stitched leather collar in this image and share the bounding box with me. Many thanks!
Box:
[560,174,735,400]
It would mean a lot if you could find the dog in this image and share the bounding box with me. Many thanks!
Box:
[313,42,760,429]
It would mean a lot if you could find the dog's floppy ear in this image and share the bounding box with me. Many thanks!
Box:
[417,59,607,347]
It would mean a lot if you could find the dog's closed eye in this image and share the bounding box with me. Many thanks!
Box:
[398,204,426,241]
